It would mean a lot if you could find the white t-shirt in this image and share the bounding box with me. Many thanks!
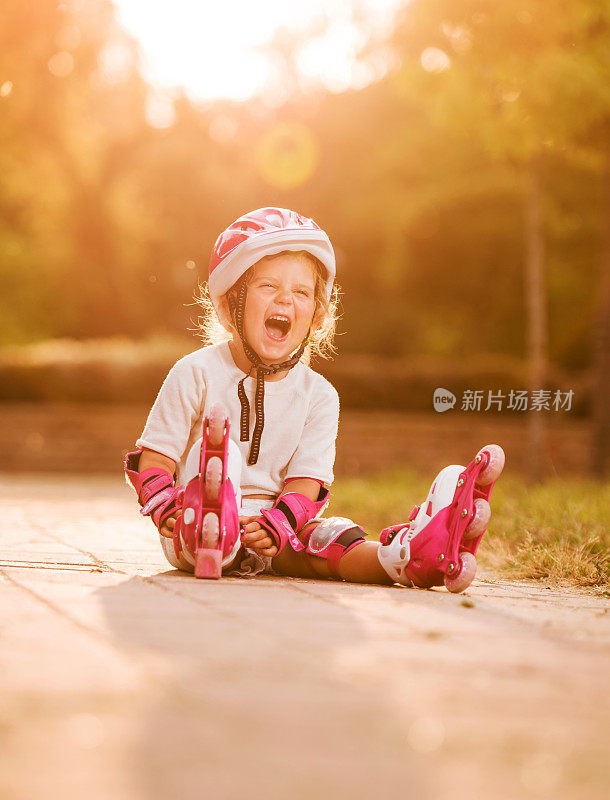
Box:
[136,342,339,496]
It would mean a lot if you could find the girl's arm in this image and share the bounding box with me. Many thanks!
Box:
[136,448,179,538]
[138,448,177,477]
[279,477,324,502]
[241,478,327,556]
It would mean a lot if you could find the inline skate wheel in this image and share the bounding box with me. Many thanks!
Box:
[201,512,219,548]
[475,444,505,486]
[205,456,223,502]
[444,552,477,593]
[207,402,227,447]
[463,498,491,540]
[182,507,196,526]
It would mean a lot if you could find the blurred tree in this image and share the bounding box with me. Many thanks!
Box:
[0,0,608,468]
[0,0,153,338]
[383,0,610,477]
[594,151,610,476]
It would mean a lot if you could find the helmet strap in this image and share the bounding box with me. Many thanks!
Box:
[231,277,307,465]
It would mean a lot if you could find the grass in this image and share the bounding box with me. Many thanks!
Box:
[328,469,610,589]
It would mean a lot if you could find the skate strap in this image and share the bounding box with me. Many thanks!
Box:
[379,508,418,545]
[257,487,330,554]
[379,523,409,545]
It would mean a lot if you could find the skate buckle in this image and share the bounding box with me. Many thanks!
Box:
[385,529,398,545]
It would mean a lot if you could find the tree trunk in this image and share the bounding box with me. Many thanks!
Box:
[592,156,610,477]
[524,163,548,482]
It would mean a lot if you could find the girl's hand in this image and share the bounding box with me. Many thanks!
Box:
[162,513,279,555]
[160,513,179,539]
[240,515,278,557]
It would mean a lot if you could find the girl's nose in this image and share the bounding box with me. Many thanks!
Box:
[275,287,291,304]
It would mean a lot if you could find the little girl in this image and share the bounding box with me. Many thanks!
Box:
[125,207,503,591]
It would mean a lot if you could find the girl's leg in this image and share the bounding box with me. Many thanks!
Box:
[271,546,320,579]
[159,533,194,572]
[333,541,394,584]
[272,530,393,585]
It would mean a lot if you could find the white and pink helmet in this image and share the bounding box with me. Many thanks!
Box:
[208,207,335,326]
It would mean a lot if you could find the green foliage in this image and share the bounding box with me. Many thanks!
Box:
[0,0,608,373]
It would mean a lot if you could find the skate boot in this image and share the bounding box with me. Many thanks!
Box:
[172,402,242,579]
[378,444,505,593]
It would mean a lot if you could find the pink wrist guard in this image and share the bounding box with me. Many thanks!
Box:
[124,450,183,531]
[258,487,330,554]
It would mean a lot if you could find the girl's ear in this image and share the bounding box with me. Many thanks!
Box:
[219,295,234,329]
[311,303,325,332]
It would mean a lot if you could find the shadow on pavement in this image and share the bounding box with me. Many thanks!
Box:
[96,570,434,800]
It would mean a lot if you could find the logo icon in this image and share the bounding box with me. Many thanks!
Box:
[433,388,456,413]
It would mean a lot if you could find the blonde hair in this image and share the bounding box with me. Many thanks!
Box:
[194,251,340,364]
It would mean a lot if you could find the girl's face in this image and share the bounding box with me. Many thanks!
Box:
[241,253,318,365]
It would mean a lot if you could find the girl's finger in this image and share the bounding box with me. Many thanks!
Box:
[257,537,273,549]
[246,537,273,549]
[242,520,262,534]
[243,530,275,550]
[257,546,278,557]
[243,534,271,550]
[242,527,267,542]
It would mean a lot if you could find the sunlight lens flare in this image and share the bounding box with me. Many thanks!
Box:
[420,47,451,74]
[113,0,402,101]
[256,122,319,189]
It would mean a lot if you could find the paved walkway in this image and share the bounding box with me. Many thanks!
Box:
[1,474,608,800]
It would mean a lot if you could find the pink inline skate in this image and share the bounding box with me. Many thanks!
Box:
[173,402,241,579]
[378,444,505,593]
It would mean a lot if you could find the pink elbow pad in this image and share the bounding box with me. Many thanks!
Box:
[258,487,330,554]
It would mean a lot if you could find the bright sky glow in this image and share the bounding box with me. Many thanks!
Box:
[112,0,403,103]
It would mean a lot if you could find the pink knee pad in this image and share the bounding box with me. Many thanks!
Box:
[302,517,367,578]
[258,486,330,554]
[124,450,183,531]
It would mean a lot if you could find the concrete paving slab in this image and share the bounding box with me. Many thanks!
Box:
[0,474,608,800]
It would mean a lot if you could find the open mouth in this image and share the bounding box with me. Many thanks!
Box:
[264,314,291,341]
